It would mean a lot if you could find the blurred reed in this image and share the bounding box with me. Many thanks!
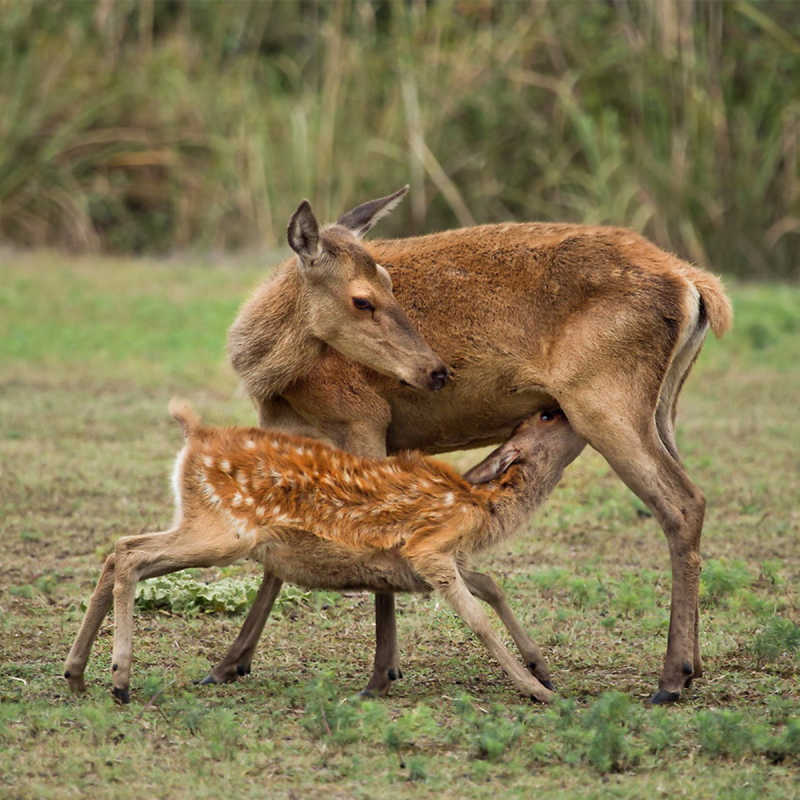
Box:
[0,0,798,277]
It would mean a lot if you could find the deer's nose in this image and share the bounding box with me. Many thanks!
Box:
[430,366,450,391]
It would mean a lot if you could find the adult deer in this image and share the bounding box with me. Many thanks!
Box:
[218,188,732,705]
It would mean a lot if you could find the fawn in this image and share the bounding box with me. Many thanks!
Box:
[64,402,585,704]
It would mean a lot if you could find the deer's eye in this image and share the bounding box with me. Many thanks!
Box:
[541,411,555,422]
[352,297,374,311]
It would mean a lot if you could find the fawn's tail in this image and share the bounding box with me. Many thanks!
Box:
[169,398,202,439]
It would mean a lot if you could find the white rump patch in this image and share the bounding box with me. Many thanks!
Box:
[171,446,188,516]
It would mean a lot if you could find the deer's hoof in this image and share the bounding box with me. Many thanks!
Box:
[541,679,556,692]
[650,689,681,705]
[197,674,218,686]
[112,686,130,705]
[236,664,251,677]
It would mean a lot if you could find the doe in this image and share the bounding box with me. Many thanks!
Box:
[64,403,585,703]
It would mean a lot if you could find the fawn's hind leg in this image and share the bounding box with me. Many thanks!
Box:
[108,524,252,703]
[64,553,184,694]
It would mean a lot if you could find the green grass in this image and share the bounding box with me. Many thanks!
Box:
[1,0,800,278]
[1,254,798,799]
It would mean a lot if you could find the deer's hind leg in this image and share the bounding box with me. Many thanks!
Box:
[562,385,705,704]
[461,568,555,691]
[360,593,402,697]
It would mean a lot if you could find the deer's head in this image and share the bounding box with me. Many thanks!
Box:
[287,187,449,392]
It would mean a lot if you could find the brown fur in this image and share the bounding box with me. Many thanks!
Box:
[226,207,733,703]
[63,406,585,703]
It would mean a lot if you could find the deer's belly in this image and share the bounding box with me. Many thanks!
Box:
[252,537,431,594]
[386,367,555,454]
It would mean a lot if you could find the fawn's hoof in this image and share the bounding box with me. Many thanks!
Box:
[64,671,87,694]
[112,686,130,704]
[529,688,554,704]
[650,689,681,705]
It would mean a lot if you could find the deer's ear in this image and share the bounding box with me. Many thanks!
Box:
[462,445,521,485]
[288,200,322,265]
[335,186,409,239]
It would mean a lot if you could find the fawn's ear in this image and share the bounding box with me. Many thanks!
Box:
[462,444,521,485]
[335,186,409,239]
[287,200,322,266]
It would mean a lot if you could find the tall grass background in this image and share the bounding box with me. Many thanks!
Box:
[1,0,798,278]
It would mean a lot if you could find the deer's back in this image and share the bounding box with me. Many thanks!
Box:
[367,223,692,451]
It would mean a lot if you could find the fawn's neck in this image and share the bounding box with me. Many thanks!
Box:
[479,455,566,544]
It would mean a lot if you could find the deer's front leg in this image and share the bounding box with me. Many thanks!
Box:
[200,569,283,685]
[360,593,402,697]
[409,550,553,703]
[285,377,404,697]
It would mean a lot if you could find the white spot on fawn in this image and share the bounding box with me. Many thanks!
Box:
[220,460,231,473]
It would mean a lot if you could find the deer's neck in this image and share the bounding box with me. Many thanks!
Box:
[228,266,324,402]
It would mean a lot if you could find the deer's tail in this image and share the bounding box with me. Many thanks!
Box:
[685,265,733,339]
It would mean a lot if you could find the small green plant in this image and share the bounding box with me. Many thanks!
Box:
[404,755,430,782]
[134,573,262,615]
[453,694,523,762]
[610,572,657,618]
[7,585,36,599]
[700,560,753,606]
[752,617,800,666]
[384,704,439,772]
[133,573,336,616]
[641,707,683,758]
[696,710,756,760]
[201,708,244,761]
[300,673,386,747]
[551,692,642,774]
[763,718,800,765]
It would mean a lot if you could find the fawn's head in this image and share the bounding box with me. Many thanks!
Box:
[287,187,449,392]
[463,409,586,484]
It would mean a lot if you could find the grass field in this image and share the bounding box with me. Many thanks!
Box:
[1,251,798,799]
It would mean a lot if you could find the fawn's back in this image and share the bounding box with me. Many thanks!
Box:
[175,423,486,592]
